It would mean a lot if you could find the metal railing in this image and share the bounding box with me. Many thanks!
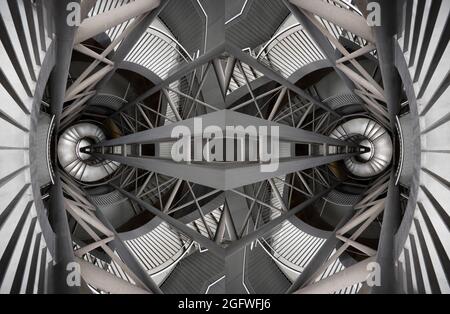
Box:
[313,248,363,294]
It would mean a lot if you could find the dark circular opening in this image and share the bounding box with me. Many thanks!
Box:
[76,137,95,161]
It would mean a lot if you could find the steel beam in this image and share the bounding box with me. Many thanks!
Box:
[222,195,249,295]
[372,175,401,293]
[336,44,377,64]
[97,110,353,147]
[285,210,353,293]
[294,256,376,294]
[163,179,183,212]
[371,0,402,128]
[48,172,79,293]
[74,0,160,44]
[95,152,355,191]
[93,110,356,189]
[336,235,377,256]
[50,0,80,131]
[289,0,375,43]
[75,257,150,294]
[225,184,337,257]
[268,87,288,121]
[212,58,227,99]
[92,198,163,294]
[223,56,237,94]
[94,0,169,92]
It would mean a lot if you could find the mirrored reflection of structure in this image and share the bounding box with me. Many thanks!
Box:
[0,0,448,294]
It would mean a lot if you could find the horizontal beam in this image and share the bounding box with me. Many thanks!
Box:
[97,110,353,147]
[95,153,356,190]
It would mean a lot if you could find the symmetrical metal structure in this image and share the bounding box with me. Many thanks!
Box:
[0,0,448,294]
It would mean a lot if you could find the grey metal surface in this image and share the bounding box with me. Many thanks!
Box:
[244,244,291,294]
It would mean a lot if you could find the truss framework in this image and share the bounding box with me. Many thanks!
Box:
[42,0,404,294]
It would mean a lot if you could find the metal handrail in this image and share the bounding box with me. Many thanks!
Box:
[125,26,193,79]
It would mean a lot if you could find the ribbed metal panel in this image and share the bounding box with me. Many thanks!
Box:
[226,0,290,50]
[245,244,291,294]
[34,113,52,186]
[158,0,206,55]
[125,27,192,80]
[323,93,362,110]
[323,190,360,207]
[90,190,126,206]
[395,0,450,294]
[124,222,192,276]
